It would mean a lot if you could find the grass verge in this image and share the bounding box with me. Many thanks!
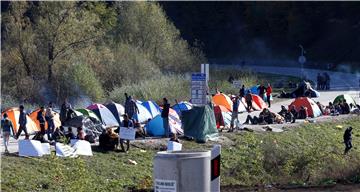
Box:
[1,117,359,191]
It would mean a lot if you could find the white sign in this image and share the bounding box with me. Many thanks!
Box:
[41,143,51,155]
[167,141,182,151]
[155,179,177,192]
[232,80,242,89]
[191,73,207,105]
[119,127,136,140]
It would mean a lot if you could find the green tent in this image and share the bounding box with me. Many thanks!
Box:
[333,94,357,106]
[76,108,101,122]
[182,105,218,143]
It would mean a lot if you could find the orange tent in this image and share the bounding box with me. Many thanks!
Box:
[288,97,322,118]
[213,93,233,111]
[251,94,267,110]
[1,107,39,134]
[29,108,61,131]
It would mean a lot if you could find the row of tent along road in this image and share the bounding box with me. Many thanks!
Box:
[1,101,193,138]
[211,92,357,129]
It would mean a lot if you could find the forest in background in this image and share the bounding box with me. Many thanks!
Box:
[1,1,206,105]
[161,2,360,68]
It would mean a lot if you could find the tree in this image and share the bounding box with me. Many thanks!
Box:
[34,1,104,81]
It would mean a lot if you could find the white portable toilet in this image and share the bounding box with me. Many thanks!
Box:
[153,150,211,192]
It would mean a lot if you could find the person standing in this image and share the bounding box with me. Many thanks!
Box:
[15,105,29,139]
[124,95,139,120]
[344,127,353,154]
[161,98,170,137]
[37,107,46,136]
[120,114,134,152]
[245,90,253,112]
[266,83,272,108]
[239,85,245,98]
[1,113,14,153]
[230,96,240,132]
[45,102,55,140]
[257,84,266,100]
[60,99,72,124]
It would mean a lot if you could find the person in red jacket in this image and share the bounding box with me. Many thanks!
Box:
[266,83,272,108]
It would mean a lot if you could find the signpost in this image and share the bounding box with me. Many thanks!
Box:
[298,45,306,78]
[191,73,207,105]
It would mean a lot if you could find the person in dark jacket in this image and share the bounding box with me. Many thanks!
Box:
[344,127,353,154]
[162,98,171,137]
[119,114,134,152]
[341,100,350,114]
[257,84,266,100]
[37,107,46,136]
[298,106,308,119]
[239,85,245,98]
[289,105,298,123]
[245,90,253,112]
[1,113,14,153]
[52,126,65,142]
[15,105,29,139]
[124,95,139,120]
[60,99,72,124]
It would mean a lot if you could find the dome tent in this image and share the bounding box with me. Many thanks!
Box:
[87,104,119,127]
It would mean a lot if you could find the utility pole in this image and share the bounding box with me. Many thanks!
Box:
[298,45,306,79]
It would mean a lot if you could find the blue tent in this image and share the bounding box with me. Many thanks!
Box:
[141,101,161,118]
[172,101,193,116]
[133,102,153,123]
[145,115,165,136]
[105,102,125,124]
[247,85,273,101]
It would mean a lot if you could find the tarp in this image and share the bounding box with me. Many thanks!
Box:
[64,116,104,136]
[105,102,125,124]
[333,94,357,106]
[1,107,38,135]
[29,108,61,131]
[182,105,218,143]
[289,97,322,118]
[212,93,233,111]
[87,104,119,127]
[141,101,161,118]
[133,102,153,123]
[172,101,193,116]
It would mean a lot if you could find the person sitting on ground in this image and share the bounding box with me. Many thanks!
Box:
[133,120,146,138]
[278,105,288,117]
[120,114,133,152]
[52,126,65,142]
[335,103,343,115]
[99,128,119,151]
[77,127,85,140]
[85,131,96,143]
[262,108,275,124]
[316,101,325,115]
[245,90,253,112]
[298,106,308,119]
[170,134,180,143]
[341,100,350,114]
[323,106,331,116]
[66,127,76,141]
[244,108,268,125]
[290,105,298,121]
[274,112,285,124]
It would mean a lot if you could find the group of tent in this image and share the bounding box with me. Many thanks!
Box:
[1,100,194,138]
[212,93,268,128]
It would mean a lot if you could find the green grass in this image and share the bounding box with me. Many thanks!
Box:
[2,117,360,191]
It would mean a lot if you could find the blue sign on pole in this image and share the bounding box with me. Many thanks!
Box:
[191,73,207,105]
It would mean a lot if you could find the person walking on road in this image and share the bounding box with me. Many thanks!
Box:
[162,98,171,138]
[45,102,55,140]
[344,127,353,154]
[1,113,14,153]
[15,105,29,139]
[266,83,272,108]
